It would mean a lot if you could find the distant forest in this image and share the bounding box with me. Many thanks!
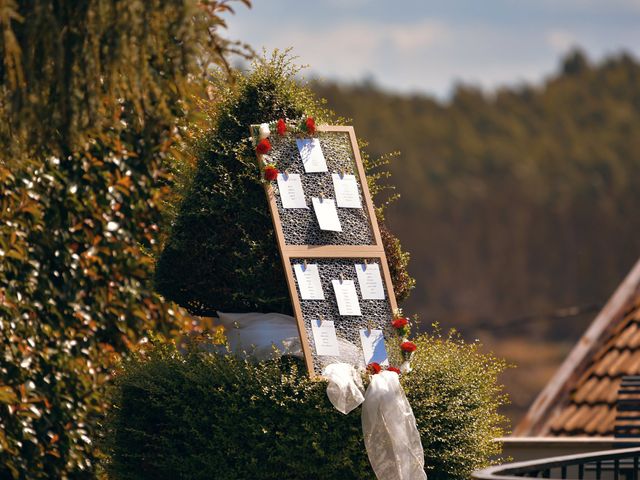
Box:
[314,50,640,344]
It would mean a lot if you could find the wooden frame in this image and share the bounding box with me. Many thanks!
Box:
[253,124,399,378]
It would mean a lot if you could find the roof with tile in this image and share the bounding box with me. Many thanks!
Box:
[515,259,640,437]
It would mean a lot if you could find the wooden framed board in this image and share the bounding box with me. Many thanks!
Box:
[253,125,399,378]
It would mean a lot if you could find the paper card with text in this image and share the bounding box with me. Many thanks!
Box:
[294,263,325,300]
[359,329,389,366]
[311,319,340,356]
[332,173,362,208]
[297,138,328,173]
[355,263,385,300]
[332,279,362,316]
[277,173,307,209]
[312,197,342,232]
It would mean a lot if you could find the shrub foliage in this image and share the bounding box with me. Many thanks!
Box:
[0,1,249,476]
[105,332,508,480]
[154,52,415,316]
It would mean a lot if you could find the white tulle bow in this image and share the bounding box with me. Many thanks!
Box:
[322,363,427,480]
[322,363,365,414]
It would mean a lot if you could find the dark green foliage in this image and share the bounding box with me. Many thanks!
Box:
[105,333,508,480]
[0,1,249,477]
[405,331,509,479]
[0,0,251,159]
[155,53,415,314]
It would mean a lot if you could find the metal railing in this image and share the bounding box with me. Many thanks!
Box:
[473,446,640,479]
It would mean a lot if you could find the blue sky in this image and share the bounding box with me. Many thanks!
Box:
[225,0,640,98]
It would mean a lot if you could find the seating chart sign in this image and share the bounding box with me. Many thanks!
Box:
[253,125,399,377]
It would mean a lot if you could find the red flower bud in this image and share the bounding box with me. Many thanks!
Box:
[276,118,287,135]
[305,117,316,135]
[391,318,409,329]
[367,362,382,374]
[256,138,271,155]
[264,165,278,181]
[400,341,417,353]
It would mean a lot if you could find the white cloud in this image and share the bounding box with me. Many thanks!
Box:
[546,30,578,53]
[385,21,450,51]
[226,2,640,98]
[326,0,373,8]
[263,20,449,80]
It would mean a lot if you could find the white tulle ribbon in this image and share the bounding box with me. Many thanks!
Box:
[362,371,427,480]
[322,364,427,479]
[322,363,365,414]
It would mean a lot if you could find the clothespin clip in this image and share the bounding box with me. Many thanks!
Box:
[319,191,325,202]
[339,273,345,283]
[284,169,289,180]
[363,258,368,270]
[340,168,346,178]
[303,259,308,271]
[367,319,373,334]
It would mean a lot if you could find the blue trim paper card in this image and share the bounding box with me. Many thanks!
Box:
[359,328,389,366]
[297,138,328,173]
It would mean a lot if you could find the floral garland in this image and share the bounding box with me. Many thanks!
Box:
[367,309,417,377]
[252,116,317,181]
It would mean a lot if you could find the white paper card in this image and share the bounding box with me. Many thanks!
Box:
[294,263,325,300]
[311,319,340,356]
[276,173,307,209]
[297,138,328,173]
[312,197,342,232]
[332,174,362,208]
[360,329,389,366]
[355,263,385,300]
[332,279,362,316]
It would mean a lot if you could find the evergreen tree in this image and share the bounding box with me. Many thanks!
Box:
[0,1,250,476]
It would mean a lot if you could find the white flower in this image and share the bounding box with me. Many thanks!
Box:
[400,361,412,374]
[258,123,270,140]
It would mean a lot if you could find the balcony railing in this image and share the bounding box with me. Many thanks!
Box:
[472,446,640,479]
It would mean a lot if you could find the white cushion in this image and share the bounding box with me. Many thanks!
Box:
[216,311,365,369]
[217,311,303,361]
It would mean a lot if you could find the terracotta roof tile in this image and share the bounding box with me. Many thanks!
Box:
[615,323,638,348]
[628,327,640,349]
[594,349,620,376]
[609,349,632,376]
[572,377,598,403]
[584,405,611,434]
[549,404,577,432]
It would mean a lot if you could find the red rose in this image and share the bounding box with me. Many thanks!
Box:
[263,165,278,181]
[276,118,287,135]
[256,138,271,155]
[400,341,417,353]
[387,366,401,375]
[391,318,409,329]
[367,362,381,374]
[305,117,316,135]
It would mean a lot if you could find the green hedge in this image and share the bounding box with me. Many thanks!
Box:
[105,331,508,480]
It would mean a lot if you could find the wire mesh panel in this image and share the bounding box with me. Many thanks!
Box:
[255,125,398,377]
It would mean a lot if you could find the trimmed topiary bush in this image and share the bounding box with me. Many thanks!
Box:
[104,330,509,480]
[154,52,415,315]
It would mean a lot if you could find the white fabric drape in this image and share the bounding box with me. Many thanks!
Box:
[362,371,427,480]
[322,363,427,480]
[322,363,365,414]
